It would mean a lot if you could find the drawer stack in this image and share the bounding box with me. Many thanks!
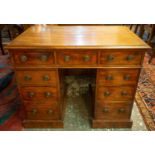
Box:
[93,50,144,128]
[11,49,63,128]
[9,48,145,129]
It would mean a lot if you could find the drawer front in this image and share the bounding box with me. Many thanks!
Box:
[16,70,57,86]
[12,50,54,66]
[57,50,97,65]
[97,68,140,86]
[23,100,58,109]
[99,50,142,65]
[25,106,60,120]
[95,102,132,120]
[20,87,58,101]
[97,86,135,101]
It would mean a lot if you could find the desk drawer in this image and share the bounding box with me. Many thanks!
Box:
[95,102,132,120]
[16,70,58,86]
[12,50,54,66]
[25,106,60,120]
[97,68,140,86]
[20,87,58,101]
[97,86,135,101]
[99,50,142,66]
[57,50,97,65]
[23,100,58,109]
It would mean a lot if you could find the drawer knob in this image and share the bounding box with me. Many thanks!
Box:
[124,74,131,80]
[104,91,111,96]
[64,55,70,62]
[105,75,113,80]
[40,54,48,61]
[44,92,52,98]
[103,108,109,113]
[126,55,134,61]
[24,75,32,81]
[27,92,35,98]
[31,109,37,115]
[118,108,126,113]
[20,55,28,62]
[43,75,50,81]
[47,109,53,115]
[83,55,90,62]
[107,55,114,61]
[121,91,128,96]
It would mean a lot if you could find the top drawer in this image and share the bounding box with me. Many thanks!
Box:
[11,50,55,66]
[99,50,143,66]
[57,50,97,65]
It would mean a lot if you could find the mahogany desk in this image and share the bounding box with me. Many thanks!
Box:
[6,25,150,128]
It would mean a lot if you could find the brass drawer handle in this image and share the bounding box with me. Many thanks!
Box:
[24,75,32,81]
[64,55,70,62]
[40,54,48,61]
[124,74,131,80]
[44,92,52,98]
[118,108,126,113]
[103,108,109,113]
[83,55,90,62]
[43,75,50,81]
[104,91,111,97]
[126,55,134,61]
[47,109,53,115]
[107,55,114,61]
[27,92,35,98]
[121,91,128,96]
[105,75,113,80]
[31,109,37,115]
[20,55,28,62]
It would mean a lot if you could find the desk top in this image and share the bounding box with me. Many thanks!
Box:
[7,25,150,49]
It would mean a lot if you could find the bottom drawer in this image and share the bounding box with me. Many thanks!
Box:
[95,102,133,120]
[25,106,60,120]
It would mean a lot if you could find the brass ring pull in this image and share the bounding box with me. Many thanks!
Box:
[124,74,131,80]
[103,107,109,113]
[64,55,70,62]
[105,75,113,80]
[107,55,114,61]
[83,55,90,62]
[104,91,111,97]
[31,109,37,115]
[118,108,125,113]
[43,75,50,81]
[20,55,28,62]
[44,92,52,98]
[47,109,53,115]
[126,55,134,61]
[27,92,35,98]
[121,91,128,96]
[24,75,32,81]
[40,54,48,61]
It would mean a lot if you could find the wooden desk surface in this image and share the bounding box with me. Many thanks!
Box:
[6,25,150,49]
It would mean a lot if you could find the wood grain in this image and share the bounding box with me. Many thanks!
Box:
[96,86,135,101]
[97,68,140,86]
[16,70,57,86]
[6,25,150,49]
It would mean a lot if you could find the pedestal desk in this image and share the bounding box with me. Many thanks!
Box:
[6,25,150,128]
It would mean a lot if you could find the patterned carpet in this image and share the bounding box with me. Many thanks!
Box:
[136,53,155,130]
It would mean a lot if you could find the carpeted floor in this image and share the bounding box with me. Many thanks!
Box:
[135,53,155,130]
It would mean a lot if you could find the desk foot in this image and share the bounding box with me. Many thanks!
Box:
[92,119,133,128]
[23,120,64,128]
